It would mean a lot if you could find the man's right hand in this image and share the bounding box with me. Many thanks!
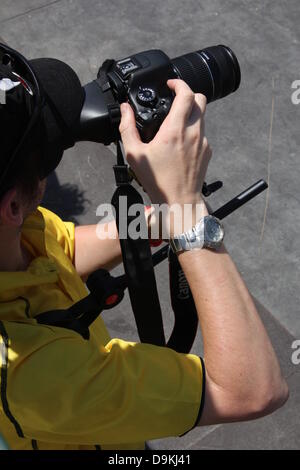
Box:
[119,79,211,210]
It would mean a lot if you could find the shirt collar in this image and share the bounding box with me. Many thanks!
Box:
[0,208,59,301]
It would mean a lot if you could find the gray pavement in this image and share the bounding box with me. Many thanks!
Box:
[0,0,299,450]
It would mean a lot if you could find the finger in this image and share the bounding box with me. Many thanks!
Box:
[165,79,196,127]
[185,93,206,145]
[186,93,207,132]
[119,103,143,151]
[194,92,207,115]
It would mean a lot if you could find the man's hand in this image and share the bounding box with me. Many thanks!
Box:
[119,79,211,210]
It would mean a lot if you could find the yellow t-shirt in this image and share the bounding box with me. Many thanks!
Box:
[0,207,204,450]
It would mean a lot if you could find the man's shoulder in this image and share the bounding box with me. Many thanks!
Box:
[22,206,75,259]
[23,206,67,235]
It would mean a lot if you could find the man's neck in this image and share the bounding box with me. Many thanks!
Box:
[0,226,33,272]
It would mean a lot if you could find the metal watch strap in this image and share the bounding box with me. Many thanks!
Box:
[170,218,205,253]
[170,215,224,254]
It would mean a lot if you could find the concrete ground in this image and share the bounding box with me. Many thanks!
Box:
[0,0,299,450]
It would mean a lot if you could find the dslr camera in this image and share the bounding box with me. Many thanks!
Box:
[78,45,241,145]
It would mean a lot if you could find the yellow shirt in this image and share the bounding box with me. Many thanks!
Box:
[0,207,204,450]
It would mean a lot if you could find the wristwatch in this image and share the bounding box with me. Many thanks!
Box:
[170,215,225,253]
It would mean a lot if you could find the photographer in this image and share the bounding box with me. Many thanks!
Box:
[0,57,288,449]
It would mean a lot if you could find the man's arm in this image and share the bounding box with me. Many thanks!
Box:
[74,205,154,280]
[118,78,289,425]
[178,228,288,425]
[74,221,122,281]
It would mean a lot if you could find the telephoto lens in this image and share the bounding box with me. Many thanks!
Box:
[171,45,241,103]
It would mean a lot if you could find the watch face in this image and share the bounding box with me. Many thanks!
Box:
[205,217,224,243]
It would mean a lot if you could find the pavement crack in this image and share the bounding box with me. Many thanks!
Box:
[185,424,222,449]
[260,77,275,248]
[1,0,64,24]
[286,368,300,380]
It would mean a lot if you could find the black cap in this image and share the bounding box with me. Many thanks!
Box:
[29,57,85,177]
[0,64,31,179]
[0,54,85,183]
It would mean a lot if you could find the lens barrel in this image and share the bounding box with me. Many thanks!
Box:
[171,45,241,103]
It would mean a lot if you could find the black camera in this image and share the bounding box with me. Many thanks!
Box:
[78,45,241,145]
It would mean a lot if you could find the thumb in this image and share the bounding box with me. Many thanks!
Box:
[119,103,142,150]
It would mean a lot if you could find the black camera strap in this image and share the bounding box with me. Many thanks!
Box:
[111,140,166,346]
[167,249,199,352]
[35,269,126,340]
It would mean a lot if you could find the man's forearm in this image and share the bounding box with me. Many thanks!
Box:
[74,207,154,280]
[179,242,288,420]
[74,222,123,280]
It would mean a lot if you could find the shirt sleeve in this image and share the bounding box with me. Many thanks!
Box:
[38,207,76,263]
[3,321,204,446]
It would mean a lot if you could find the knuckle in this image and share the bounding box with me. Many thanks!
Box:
[197,92,207,103]
[177,78,191,90]
[119,122,126,134]
[205,142,212,159]
[202,137,212,158]
[190,128,200,145]
[195,93,207,110]
[119,121,130,134]
[168,126,182,143]
[185,90,195,103]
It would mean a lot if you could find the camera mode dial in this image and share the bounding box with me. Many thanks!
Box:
[137,87,157,106]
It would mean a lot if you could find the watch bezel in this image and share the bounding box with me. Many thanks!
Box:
[202,215,225,249]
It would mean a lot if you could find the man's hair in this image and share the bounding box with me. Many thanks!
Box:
[0,139,42,204]
[12,150,41,200]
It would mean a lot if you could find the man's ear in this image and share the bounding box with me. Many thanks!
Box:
[0,188,24,226]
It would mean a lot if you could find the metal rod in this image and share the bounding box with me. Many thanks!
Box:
[213,179,268,220]
[150,179,268,266]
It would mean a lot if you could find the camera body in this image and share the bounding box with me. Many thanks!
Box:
[79,49,177,144]
[78,46,240,145]
[112,50,177,143]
